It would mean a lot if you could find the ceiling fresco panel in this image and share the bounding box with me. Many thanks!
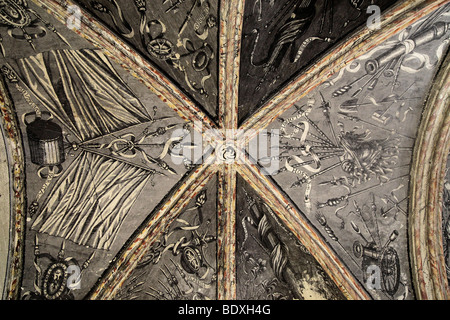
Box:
[262,6,450,300]
[0,0,450,302]
[72,0,220,120]
[114,175,218,301]
[238,0,403,123]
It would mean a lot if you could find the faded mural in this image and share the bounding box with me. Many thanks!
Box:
[0,0,196,300]
[116,177,217,300]
[72,0,220,119]
[236,175,345,300]
[0,0,448,301]
[238,0,401,122]
[263,4,450,300]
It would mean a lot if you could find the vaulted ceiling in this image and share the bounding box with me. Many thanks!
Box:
[0,0,450,301]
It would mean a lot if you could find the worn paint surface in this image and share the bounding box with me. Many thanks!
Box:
[0,0,449,301]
